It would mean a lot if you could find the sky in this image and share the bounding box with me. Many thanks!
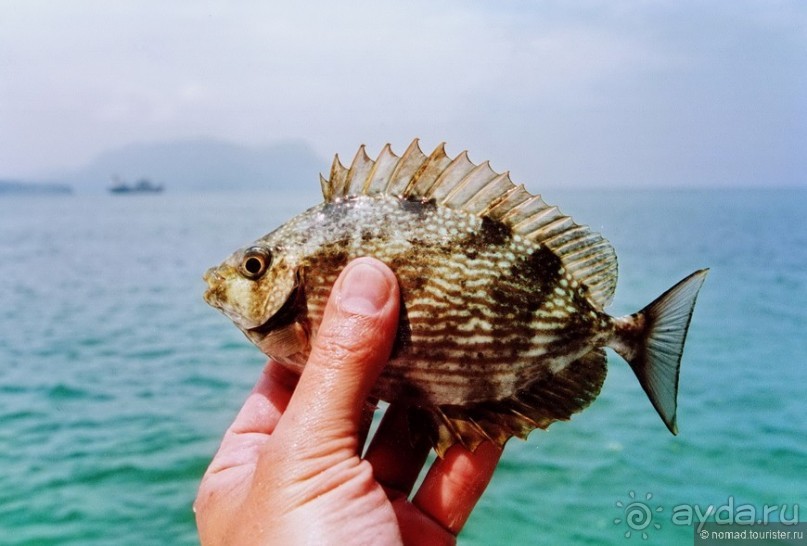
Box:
[1,0,805,188]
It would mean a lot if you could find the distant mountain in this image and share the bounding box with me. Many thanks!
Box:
[0,180,72,195]
[56,138,327,193]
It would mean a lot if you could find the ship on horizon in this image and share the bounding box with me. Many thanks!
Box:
[109,176,164,194]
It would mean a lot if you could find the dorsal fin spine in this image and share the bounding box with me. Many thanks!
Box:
[404,142,450,198]
[519,206,563,237]
[426,150,475,201]
[481,184,528,218]
[500,193,546,225]
[345,145,372,197]
[320,139,619,307]
[462,172,514,214]
[320,174,332,201]
[439,160,497,207]
[511,198,555,231]
[364,143,396,195]
[386,139,426,196]
[328,154,348,200]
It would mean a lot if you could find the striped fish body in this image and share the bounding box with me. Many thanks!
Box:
[204,141,708,456]
[288,195,610,406]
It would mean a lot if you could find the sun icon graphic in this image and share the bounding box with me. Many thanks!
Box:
[614,490,664,540]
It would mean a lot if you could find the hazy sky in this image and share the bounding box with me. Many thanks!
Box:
[1,1,805,187]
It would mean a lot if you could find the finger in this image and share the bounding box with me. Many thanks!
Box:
[412,441,502,535]
[391,497,457,546]
[272,257,400,455]
[364,404,431,495]
[229,360,299,435]
[195,360,300,525]
[201,360,298,477]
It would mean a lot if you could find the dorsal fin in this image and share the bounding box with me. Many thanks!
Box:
[321,140,618,308]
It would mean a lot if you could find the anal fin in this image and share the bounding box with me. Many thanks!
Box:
[424,348,608,457]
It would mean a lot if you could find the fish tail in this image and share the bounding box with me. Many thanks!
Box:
[610,269,709,434]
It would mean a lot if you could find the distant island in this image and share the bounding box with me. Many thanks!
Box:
[63,138,325,193]
[0,138,327,194]
[0,180,72,195]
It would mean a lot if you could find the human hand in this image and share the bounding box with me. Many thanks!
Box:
[194,257,502,545]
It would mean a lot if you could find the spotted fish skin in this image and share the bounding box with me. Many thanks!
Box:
[295,194,611,405]
[203,140,708,456]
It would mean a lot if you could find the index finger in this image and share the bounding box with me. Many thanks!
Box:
[195,359,301,521]
[229,360,300,435]
[204,360,298,476]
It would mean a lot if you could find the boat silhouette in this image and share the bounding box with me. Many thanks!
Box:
[109,177,164,194]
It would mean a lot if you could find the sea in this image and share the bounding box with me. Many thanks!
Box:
[1,187,805,545]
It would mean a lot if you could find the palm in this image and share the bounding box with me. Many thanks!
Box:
[195,260,501,545]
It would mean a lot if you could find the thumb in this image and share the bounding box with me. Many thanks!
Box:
[273,257,400,456]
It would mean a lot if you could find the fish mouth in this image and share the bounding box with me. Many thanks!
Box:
[203,266,229,308]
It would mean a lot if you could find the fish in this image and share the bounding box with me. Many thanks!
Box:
[203,140,708,456]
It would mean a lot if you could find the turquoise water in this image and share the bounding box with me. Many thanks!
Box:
[1,188,805,545]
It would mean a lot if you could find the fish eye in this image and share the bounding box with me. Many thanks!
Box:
[240,247,272,280]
